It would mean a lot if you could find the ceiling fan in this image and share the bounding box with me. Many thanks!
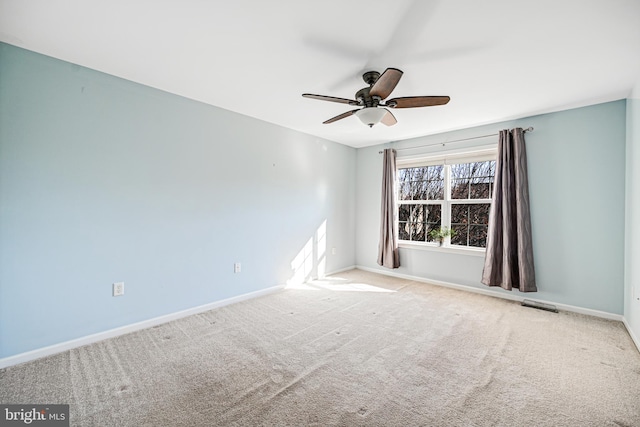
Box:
[302,68,450,127]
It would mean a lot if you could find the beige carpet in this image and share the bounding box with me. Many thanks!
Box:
[1,269,639,426]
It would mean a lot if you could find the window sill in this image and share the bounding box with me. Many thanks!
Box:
[398,241,486,257]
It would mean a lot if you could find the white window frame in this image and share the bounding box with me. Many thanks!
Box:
[396,146,497,256]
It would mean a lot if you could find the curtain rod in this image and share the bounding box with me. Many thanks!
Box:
[378,126,534,154]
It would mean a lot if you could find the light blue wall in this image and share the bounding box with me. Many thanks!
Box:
[0,40,632,360]
[0,43,356,358]
[356,101,627,314]
[625,81,640,345]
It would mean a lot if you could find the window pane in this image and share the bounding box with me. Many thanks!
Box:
[469,180,490,198]
[397,168,409,182]
[408,221,417,241]
[450,161,496,200]
[451,204,468,224]
[412,221,426,241]
[410,204,425,223]
[399,201,418,242]
[469,204,490,225]
[399,204,410,222]
[414,166,426,177]
[426,205,441,243]
[469,225,488,247]
[426,224,439,242]
[411,180,428,200]
[450,163,470,179]
[427,165,444,200]
[399,222,410,240]
[451,204,490,247]
[412,204,424,242]
[451,224,468,246]
[397,168,413,200]
[427,179,444,200]
[411,167,427,184]
[398,205,429,242]
[428,165,444,180]
[427,205,441,223]
[469,161,494,199]
[399,180,411,200]
[399,166,446,201]
[451,179,469,199]
[473,161,493,177]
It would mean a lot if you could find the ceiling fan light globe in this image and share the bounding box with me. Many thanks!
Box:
[355,107,387,127]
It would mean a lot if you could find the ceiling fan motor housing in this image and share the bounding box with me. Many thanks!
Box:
[355,87,381,108]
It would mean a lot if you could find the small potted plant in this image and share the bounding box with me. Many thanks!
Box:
[429,226,456,246]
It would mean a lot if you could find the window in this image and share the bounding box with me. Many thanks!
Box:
[396,149,496,249]
[397,165,443,242]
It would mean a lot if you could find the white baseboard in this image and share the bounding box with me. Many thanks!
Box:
[622,318,640,353]
[0,266,354,369]
[355,265,625,322]
[0,284,284,369]
[323,265,357,277]
[4,265,635,368]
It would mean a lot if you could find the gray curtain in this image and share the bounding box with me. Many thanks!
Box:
[377,148,400,269]
[482,128,536,292]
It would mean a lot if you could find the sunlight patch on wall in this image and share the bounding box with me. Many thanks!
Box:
[286,219,394,292]
[287,237,314,287]
[286,220,328,288]
[316,220,326,279]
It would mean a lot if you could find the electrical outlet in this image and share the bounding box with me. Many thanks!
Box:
[332,247,336,255]
[234,262,241,273]
[113,282,125,296]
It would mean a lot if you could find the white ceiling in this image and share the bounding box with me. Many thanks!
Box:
[1,0,639,148]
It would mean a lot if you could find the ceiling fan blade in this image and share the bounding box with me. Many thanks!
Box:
[302,93,359,105]
[386,96,450,108]
[369,68,403,99]
[380,108,397,126]
[323,109,360,124]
